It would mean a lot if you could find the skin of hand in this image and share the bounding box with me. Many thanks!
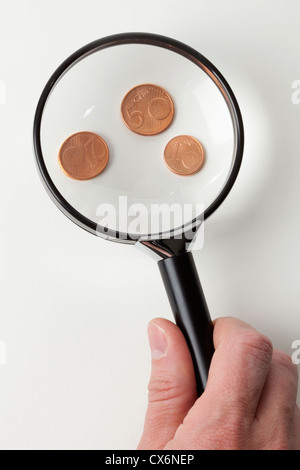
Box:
[138,316,300,450]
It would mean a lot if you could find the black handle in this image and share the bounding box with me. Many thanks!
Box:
[158,251,214,395]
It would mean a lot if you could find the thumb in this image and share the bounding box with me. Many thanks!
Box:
[138,318,197,450]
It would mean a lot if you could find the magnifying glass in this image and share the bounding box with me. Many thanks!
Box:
[33,32,244,395]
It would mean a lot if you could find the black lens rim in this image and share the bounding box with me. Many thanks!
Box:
[33,32,244,243]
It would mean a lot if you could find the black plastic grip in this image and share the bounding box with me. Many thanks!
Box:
[158,251,214,395]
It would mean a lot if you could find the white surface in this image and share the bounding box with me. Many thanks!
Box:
[0,0,299,450]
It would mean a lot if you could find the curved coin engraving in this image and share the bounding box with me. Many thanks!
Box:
[58,132,109,180]
[121,84,174,136]
[164,135,205,176]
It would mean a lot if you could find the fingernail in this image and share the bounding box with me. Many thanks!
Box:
[147,322,168,360]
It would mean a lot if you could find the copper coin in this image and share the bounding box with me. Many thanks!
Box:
[164,135,205,176]
[58,132,109,180]
[121,84,174,136]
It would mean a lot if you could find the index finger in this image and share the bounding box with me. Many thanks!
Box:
[204,317,273,422]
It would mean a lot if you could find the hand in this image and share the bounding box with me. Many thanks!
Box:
[138,317,300,450]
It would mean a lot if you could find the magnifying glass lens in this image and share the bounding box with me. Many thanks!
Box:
[39,42,236,240]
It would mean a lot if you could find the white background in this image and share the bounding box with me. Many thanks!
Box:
[0,0,299,450]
